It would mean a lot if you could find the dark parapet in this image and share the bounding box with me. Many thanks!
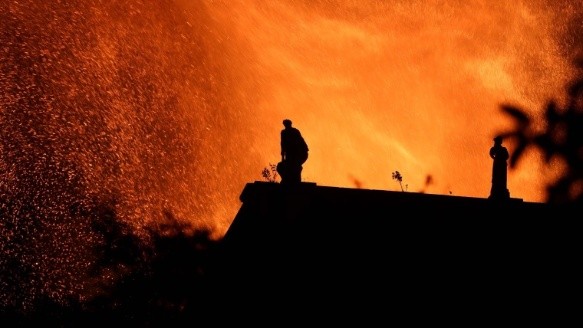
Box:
[215,181,578,323]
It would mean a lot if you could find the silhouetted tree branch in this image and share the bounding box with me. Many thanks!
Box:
[499,57,583,205]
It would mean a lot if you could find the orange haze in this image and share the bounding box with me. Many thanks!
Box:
[1,0,581,307]
[196,0,578,234]
[1,0,580,240]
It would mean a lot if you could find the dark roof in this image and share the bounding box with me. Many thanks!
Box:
[215,181,574,320]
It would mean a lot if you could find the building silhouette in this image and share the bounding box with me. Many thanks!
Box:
[216,181,575,323]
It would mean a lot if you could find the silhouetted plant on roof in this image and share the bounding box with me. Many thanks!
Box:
[261,163,279,182]
[392,171,408,192]
[498,56,583,205]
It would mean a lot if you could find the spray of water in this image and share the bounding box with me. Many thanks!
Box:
[0,0,580,310]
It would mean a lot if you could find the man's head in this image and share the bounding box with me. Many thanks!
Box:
[283,119,292,128]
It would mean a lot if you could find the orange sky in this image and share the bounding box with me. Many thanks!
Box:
[1,0,579,239]
[3,0,581,308]
[192,0,577,234]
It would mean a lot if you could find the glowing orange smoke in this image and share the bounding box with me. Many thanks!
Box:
[200,0,578,223]
[0,0,580,308]
[1,0,580,239]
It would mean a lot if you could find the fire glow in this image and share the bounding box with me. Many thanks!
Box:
[0,0,580,307]
[203,0,577,227]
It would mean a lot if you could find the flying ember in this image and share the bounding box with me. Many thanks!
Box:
[0,0,580,311]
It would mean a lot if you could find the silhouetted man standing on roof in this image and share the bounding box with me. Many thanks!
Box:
[489,135,510,200]
[278,119,308,184]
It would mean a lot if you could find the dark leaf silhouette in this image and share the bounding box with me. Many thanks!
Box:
[500,104,531,125]
[509,141,527,168]
[499,56,583,205]
[544,100,559,124]
[568,78,583,98]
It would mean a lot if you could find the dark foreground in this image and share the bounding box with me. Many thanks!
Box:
[3,182,580,326]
